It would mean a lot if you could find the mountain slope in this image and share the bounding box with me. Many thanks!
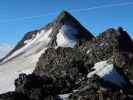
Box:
[1,11,93,63]
[0,11,93,93]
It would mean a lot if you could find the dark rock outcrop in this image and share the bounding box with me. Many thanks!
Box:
[34,47,90,77]
[33,47,91,94]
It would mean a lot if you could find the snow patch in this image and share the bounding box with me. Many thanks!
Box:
[59,93,71,100]
[86,50,90,54]
[87,60,127,87]
[56,24,78,47]
[98,42,108,48]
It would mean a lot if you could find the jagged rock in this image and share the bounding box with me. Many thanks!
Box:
[77,27,133,61]
[33,47,91,93]
[34,47,90,76]
[77,27,133,80]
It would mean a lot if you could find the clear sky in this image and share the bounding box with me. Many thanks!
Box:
[0,0,133,44]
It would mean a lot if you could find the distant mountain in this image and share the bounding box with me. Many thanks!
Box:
[0,43,14,59]
[0,11,93,93]
[1,11,133,100]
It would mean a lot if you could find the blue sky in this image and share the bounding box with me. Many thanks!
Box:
[0,0,133,44]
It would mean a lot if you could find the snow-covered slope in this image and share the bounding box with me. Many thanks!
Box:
[0,28,53,93]
[2,28,52,63]
[87,60,127,87]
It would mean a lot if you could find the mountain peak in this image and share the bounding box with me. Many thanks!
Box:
[0,10,93,63]
[117,27,124,32]
[96,27,133,53]
[56,10,73,22]
[59,10,70,16]
[54,11,94,41]
[99,27,130,40]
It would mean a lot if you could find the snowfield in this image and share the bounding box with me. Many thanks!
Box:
[87,60,127,87]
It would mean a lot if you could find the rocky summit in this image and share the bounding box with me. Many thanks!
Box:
[0,11,133,100]
[0,10,93,93]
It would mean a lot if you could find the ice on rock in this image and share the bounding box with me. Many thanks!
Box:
[87,60,127,87]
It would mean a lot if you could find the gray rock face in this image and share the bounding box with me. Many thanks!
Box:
[33,47,90,94]
[34,47,89,77]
